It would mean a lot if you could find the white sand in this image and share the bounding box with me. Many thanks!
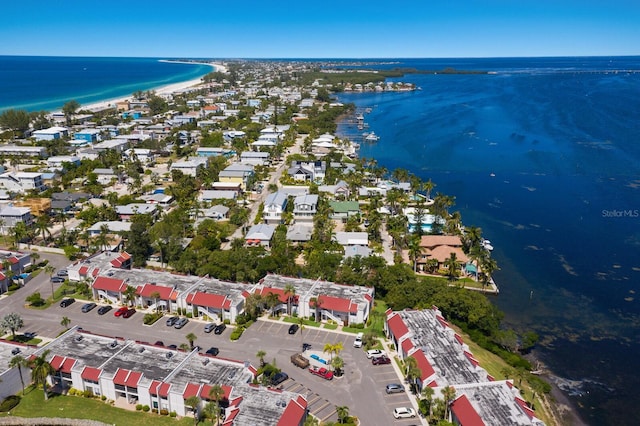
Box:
[80,62,227,113]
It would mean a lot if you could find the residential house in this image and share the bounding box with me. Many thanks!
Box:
[263,191,288,224]
[196,147,235,158]
[329,200,360,222]
[92,168,119,185]
[292,194,318,223]
[245,223,276,247]
[170,157,208,177]
[74,129,101,142]
[92,139,130,153]
[334,232,369,247]
[318,180,350,199]
[240,151,270,166]
[0,145,47,158]
[0,205,33,229]
[46,155,81,170]
[288,161,326,183]
[218,163,254,190]
[115,203,160,221]
[286,224,313,244]
[416,235,468,271]
[32,126,68,141]
[0,172,45,194]
[199,190,237,202]
[200,205,230,220]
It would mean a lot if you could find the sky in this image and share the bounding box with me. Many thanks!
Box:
[3,0,640,58]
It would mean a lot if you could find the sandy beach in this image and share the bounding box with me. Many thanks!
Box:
[78,61,226,113]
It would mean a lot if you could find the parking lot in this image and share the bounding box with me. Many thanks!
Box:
[3,285,421,424]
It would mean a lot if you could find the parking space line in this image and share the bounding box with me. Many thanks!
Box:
[312,400,331,415]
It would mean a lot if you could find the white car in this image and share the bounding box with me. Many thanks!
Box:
[393,407,416,419]
[353,332,364,348]
[366,349,384,359]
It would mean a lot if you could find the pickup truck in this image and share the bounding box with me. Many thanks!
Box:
[309,365,334,380]
[291,353,310,369]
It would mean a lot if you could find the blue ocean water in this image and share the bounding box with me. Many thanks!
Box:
[337,57,640,426]
[0,56,213,112]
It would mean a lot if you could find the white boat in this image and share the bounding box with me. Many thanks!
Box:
[481,239,494,251]
[365,131,379,142]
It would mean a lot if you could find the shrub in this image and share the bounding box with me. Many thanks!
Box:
[83,389,94,398]
[142,405,150,412]
[67,388,77,396]
[143,313,163,325]
[8,283,20,291]
[0,395,21,412]
[160,409,169,416]
[101,395,107,401]
[136,404,143,411]
[170,411,177,417]
[26,292,45,307]
[223,319,231,325]
[230,326,245,341]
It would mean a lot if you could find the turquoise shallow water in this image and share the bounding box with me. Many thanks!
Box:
[0,56,212,112]
[337,57,640,426]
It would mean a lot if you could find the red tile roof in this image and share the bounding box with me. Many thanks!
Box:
[454,334,464,345]
[464,350,480,367]
[79,266,89,275]
[451,394,485,426]
[93,276,127,293]
[201,384,231,401]
[92,268,100,277]
[113,368,142,387]
[9,256,19,265]
[186,291,230,309]
[277,395,307,426]
[256,287,292,303]
[401,338,414,355]
[150,380,171,398]
[310,295,356,314]
[387,313,410,340]
[182,382,200,399]
[50,355,76,373]
[515,397,537,419]
[81,366,102,382]
[136,283,177,301]
[410,349,436,382]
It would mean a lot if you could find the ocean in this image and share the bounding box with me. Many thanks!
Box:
[0,56,213,112]
[1,55,638,425]
[336,57,640,426]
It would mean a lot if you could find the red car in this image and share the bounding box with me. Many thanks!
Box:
[122,308,136,318]
[114,307,129,317]
[309,366,334,380]
[372,355,391,365]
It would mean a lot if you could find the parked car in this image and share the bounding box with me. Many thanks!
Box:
[167,344,178,350]
[114,307,129,317]
[214,323,226,335]
[353,332,363,348]
[385,383,405,394]
[166,316,179,326]
[205,347,220,356]
[122,308,136,318]
[204,323,216,333]
[291,353,310,369]
[393,407,416,419]
[372,355,391,365]
[270,372,289,386]
[59,298,75,308]
[57,269,68,277]
[81,302,97,313]
[288,324,299,334]
[309,366,333,380]
[97,305,112,315]
[51,276,65,283]
[174,318,189,329]
[154,341,164,346]
[366,349,384,359]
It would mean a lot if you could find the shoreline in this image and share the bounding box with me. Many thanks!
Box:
[71,61,226,114]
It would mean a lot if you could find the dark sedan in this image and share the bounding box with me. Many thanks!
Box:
[59,298,75,308]
[122,308,136,318]
[81,302,97,313]
[288,324,299,334]
[97,305,112,315]
[372,355,391,365]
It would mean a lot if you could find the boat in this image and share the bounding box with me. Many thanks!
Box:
[481,239,494,251]
[364,131,379,142]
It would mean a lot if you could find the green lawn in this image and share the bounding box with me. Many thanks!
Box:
[1,386,194,426]
[282,316,320,327]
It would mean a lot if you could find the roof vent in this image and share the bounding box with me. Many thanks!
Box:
[202,359,210,366]
[74,335,84,342]
[166,352,173,359]
[138,347,145,353]
[109,340,118,349]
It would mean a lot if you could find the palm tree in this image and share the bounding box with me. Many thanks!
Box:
[184,395,201,425]
[150,291,161,313]
[331,356,344,376]
[30,349,55,400]
[208,384,224,426]
[96,224,110,251]
[35,214,51,243]
[336,405,350,424]
[404,356,421,394]
[256,350,267,367]
[283,283,296,315]
[123,285,137,307]
[444,252,460,280]
[9,355,27,394]
[408,235,422,273]
[44,265,56,300]
[204,401,219,425]
[421,385,435,419]
[441,385,456,421]
[60,316,71,330]
[186,332,197,350]
[310,295,323,322]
